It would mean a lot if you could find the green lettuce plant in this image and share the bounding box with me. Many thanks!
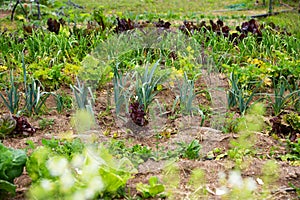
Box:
[0,142,27,196]
[0,114,16,138]
[26,139,136,199]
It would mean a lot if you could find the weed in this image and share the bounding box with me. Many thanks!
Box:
[55,93,73,113]
[222,112,242,133]
[227,103,265,169]
[281,139,300,162]
[38,118,54,130]
[289,182,300,198]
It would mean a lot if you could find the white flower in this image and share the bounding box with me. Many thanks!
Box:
[89,176,104,192]
[60,170,75,191]
[228,170,243,188]
[84,188,95,199]
[84,176,104,199]
[46,157,69,177]
[72,190,86,200]
[71,154,85,169]
[40,179,54,191]
[218,171,226,180]
[215,186,229,195]
[245,177,257,191]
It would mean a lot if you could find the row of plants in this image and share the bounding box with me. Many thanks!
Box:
[1,34,298,133]
[1,8,299,89]
[1,104,298,198]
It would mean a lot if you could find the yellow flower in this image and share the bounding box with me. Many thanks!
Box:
[251,58,260,65]
[0,65,8,72]
[64,63,81,75]
[156,84,163,91]
[186,46,192,52]
[108,72,114,79]
[176,69,184,77]
[263,77,272,87]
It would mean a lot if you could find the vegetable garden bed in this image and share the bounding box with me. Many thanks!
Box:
[0,0,299,199]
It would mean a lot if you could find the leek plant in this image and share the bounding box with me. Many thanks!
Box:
[135,60,168,113]
[227,71,261,115]
[172,72,205,126]
[267,77,300,116]
[22,55,52,116]
[70,78,95,116]
[113,63,135,115]
[0,70,20,114]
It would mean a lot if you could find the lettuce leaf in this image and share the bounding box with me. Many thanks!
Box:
[0,142,26,195]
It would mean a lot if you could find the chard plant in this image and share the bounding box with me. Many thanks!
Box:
[182,140,201,160]
[136,176,165,198]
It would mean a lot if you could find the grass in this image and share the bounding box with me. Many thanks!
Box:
[72,0,261,18]
[71,0,299,21]
[260,12,300,38]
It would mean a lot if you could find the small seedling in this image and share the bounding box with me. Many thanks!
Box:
[38,118,54,130]
[136,176,165,198]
